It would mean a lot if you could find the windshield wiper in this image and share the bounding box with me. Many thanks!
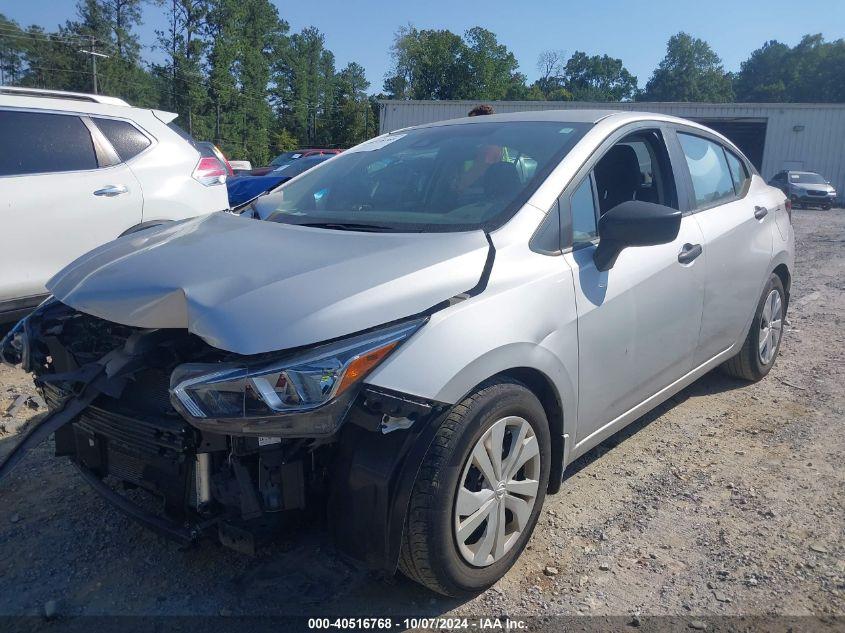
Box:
[296,221,398,233]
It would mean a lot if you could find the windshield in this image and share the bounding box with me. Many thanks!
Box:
[273,155,330,177]
[249,121,590,232]
[790,172,826,184]
[269,151,303,167]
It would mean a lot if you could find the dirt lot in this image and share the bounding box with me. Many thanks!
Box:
[0,209,843,624]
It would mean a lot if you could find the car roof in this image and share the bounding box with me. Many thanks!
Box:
[404,109,616,129]
[0,87,177,121]
[396,109,707,132]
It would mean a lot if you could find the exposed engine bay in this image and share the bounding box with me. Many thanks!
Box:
[0,300,447,568]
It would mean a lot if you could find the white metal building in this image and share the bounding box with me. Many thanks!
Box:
[378,100,845,200]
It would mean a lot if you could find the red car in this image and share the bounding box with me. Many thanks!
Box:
[251,149,342,176]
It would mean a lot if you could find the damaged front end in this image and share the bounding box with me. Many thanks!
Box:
[0,300,446,568]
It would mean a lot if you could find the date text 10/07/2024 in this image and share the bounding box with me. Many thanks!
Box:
[307,618,528,630]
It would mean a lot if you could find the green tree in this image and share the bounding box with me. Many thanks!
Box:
[154,0,208,135]
[563,51,638,101]
[734,34,845,103]
[0,15,27,85]
[276,27,334,145]
[330,61,371,146]
[203,0,240,148]
[11,24,81,92]
[733,40,792,102]
[384,26,468,99]
[236,0,286,164]
[461,27,521,100]
[74,0,156,105]
[783,34,844,103]
[384,25,527,101]
[641,32,733,102]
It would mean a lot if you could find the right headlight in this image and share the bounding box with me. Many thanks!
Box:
[170,319,424,437]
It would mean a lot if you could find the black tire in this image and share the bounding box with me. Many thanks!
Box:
[399,380,551,596]
[721,273,786,382]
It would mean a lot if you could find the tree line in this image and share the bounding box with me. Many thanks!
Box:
[1,3,843,164]
[384,28,845,104]
[0,0,375,164]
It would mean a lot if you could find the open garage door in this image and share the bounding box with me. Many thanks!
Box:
[692,118,767,171]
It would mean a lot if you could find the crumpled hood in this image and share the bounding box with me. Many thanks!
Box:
[48,212,490,355]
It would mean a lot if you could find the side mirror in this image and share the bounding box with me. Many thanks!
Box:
[593,200,682,271]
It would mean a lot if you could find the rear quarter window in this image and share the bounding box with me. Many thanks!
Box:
[0,110,98,176]
[94,118,151,161]
[724,150,750,195]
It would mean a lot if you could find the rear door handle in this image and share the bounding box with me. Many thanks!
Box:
[678,243,702,264]
[754,205,769,219]
[93,184,129,197]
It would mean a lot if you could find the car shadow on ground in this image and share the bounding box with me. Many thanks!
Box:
[562,369,749,482]
[0,368,749,617]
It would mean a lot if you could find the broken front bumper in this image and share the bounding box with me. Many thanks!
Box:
[0,300,450,570]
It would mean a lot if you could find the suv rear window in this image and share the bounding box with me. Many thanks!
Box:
[0,111,98,176]
[94,118,151,161]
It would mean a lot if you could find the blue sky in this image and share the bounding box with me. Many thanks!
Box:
[4,0,844,92]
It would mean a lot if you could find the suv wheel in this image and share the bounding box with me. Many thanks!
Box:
[721,273,786,381]
[399,380,551,596]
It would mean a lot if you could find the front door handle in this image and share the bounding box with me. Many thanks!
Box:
[678,243,702,264]
[754,205,769,219]
[93,184,129,197]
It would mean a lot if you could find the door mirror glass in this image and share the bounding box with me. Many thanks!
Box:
[593,200,682,271]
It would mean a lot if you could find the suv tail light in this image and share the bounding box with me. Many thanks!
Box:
[192,156,227,186]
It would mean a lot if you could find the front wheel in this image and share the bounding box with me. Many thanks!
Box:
[721,273,786,381]
[399,380,551,596]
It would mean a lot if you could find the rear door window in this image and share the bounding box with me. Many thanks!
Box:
[94,118,151,161]
[678,133,736,208]
[0,110,98,176]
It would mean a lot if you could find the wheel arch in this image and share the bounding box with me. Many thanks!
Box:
[487,367,565,494]
[772,263,791,310]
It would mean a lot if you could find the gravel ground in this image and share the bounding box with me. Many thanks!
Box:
[0,209,843,624]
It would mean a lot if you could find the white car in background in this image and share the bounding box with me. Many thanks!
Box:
[0,87,230,322]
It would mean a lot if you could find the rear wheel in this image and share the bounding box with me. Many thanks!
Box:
[399,380,551,596]
[721,273,785,381]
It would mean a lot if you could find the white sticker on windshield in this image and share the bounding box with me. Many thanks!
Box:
[291,153,302,159]
[258,436,282,446]
[347,133,406,153]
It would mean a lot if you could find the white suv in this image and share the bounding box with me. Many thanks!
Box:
[0,87,230,322]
